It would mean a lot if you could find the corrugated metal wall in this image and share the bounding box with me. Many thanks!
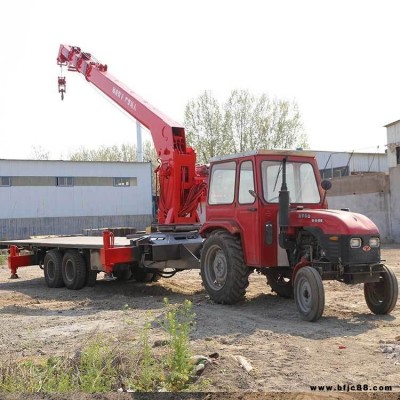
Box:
[0,160,153,239]
[0,215,153,240]
[315,151,388,178]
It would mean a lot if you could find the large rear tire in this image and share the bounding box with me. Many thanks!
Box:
[200,231,250,304]
[294,266,325,322]
[44,250,64,288]
[62,250,87,290]
[364,265,398,314]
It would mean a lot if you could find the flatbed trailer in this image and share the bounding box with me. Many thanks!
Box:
[1,229,203,289]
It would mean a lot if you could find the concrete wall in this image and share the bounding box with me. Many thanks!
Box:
[389,166,400,242]
[327,173,389,196]
[327,173,392,242]
[327,192,391,243]
[317,122,400,243]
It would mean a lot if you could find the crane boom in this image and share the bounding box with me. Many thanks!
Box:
[57,44,206,226]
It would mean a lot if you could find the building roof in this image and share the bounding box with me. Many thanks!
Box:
[384,119,400,128]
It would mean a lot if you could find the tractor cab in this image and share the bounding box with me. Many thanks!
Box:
[202,149,325,268]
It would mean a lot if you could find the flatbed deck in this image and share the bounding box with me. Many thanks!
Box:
[0,235,136,249]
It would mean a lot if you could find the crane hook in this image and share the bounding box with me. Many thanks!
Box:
[58,76,66,101]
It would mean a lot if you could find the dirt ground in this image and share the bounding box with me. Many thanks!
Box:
[0,245,399,399]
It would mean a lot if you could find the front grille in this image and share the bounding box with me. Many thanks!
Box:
[340,235,380,264]
[319,234,380,264]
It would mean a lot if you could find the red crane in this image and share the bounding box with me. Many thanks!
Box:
[57,44,206,226]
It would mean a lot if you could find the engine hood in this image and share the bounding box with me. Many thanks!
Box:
[290,209,379,235]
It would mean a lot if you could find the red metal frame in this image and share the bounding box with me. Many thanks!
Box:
[100,231,135,274]
[8,245,35,277]
[57,44,206,225]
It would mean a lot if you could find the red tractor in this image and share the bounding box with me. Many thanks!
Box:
[200,153,398,320]
[4,45,396,322]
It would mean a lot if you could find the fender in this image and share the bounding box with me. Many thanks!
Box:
[200,220,242,237]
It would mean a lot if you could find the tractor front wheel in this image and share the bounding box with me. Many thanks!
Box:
[364,265,398,315]
[200,231,250,304]
[294,266,325,322]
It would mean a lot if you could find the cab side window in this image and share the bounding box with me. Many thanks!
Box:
[238,161,255,204]
[209,161,236,204]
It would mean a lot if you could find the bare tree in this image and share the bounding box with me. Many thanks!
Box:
[184,91,234,164]
[69,142,158,192]
[30,146,50,160]
[184,89,308,163]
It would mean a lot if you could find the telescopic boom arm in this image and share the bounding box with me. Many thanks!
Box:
[57,44,206,225]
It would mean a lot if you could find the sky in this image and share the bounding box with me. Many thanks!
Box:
[0,0,399,160]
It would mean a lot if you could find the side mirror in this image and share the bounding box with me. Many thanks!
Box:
[321,179,332,191]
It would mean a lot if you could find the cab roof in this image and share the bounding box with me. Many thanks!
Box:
[209,149,316,162]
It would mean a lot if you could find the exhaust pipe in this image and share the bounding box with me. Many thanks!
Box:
[279,157,289,249]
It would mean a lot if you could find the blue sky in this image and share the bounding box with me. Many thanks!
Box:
[1,0,399,159]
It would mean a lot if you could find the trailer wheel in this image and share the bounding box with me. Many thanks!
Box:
[113,267,133,281]
[364,265,398,315]
[62,250,87,290]
[85,270,98,287]
[132,268,159,282]
[43,250,65,288]
[200,231,250,304]
[294,266,325,322]
[266,269,293,298]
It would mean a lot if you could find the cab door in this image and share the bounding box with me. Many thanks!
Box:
[234,160,260,266]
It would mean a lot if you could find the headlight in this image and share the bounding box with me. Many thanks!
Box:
[369,237,380,247]
[350,238,362,248]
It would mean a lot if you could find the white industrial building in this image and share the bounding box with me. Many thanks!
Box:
[315,150,388,178]
[0,159,153,240]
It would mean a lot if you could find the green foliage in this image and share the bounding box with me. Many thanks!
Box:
[0,300,197,394]
[129,322,160,391]
[69,141,158,193]
[184,89,308,164]
[162,298,195,391]
[77,340,118,393]
[69,142,157,163]
[0,254,7,265]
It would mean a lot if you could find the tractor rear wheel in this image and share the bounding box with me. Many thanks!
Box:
[44,250,64,288]
[294,266,325,322]
[200,231,250,304]
[266,269,293,298]
[364,265,398,314]
[62,250,87,290]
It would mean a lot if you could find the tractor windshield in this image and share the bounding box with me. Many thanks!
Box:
[261,160,321,204]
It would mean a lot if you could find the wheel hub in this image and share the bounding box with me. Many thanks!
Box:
[299,280,312,309]
[212,250,227,286]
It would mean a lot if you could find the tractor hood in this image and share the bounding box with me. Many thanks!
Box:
[290,209,379,236]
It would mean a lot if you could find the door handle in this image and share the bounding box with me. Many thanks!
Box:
[247,207,257,212]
